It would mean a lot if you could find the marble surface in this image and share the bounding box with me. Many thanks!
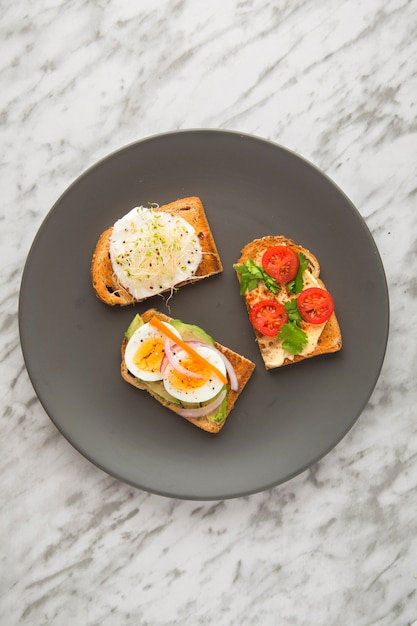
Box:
[2,0,417,624]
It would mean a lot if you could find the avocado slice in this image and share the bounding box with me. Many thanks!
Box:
[170,319,214,345]
[145,380,181,405]
[125,313,144,341]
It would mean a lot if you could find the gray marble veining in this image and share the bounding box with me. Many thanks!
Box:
[1,0,417,624]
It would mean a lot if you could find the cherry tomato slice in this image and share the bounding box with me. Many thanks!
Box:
[297,287,334,324]
[262,246,299,283]
[249,299,288,337]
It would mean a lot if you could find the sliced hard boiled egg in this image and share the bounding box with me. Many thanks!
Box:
[124,321,181,381]
[162,345,227,403]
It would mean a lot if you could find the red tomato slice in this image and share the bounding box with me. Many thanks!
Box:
[249,299,288,337]
[262,246,299,283]
[297,287,334,324]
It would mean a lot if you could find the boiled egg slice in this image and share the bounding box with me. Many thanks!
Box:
[162,345,227,403]
[124,321,181,381]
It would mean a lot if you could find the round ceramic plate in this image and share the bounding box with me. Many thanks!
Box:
[19,130,389,500]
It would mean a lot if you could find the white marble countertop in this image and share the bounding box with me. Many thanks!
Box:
[2,1,417,624]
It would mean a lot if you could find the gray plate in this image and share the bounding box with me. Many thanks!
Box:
[19,130,389,500]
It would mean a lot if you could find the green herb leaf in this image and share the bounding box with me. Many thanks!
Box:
[288,252,309,295]
[278,320,308,354]
[233,260,281,295]
[284,298,302,322]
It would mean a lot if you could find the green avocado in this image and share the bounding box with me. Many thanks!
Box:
[170,319,214,345]
[206,392,227,424]
[145,380,181,405]
[125,314,144,341]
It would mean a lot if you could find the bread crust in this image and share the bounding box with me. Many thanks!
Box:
[91,197,223,306]
[121,309,256,434]
[236,236,342,369]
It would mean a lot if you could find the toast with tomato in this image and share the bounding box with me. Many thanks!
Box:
[234,236,342,369]
[120,308,256,433]
[91,196,222,306]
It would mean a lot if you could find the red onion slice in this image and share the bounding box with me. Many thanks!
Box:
[163,338,205,379]
[160,354,168,373]
[177,388,227,418]
[215,351,239,392]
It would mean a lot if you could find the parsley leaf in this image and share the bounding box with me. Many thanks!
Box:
[233,260,280,295]
[278,320,308,354]
[284,298,302,322]
[287,252,309,295]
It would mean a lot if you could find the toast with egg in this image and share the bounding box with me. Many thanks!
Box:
[91,196,222,306]
[121,308,255,434]
[234,236,342,370]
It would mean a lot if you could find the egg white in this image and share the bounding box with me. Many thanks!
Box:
[124,322,181,381]
[162,345,226,403]
[110,206,203,300]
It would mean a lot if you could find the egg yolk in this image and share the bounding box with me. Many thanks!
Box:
[168,356,211,390]
[133,337,165,374]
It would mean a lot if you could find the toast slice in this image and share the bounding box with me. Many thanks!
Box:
[235,236,342,369]
[91,196,223,306]
[121,308,256,433]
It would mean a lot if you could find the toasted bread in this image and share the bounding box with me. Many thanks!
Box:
[121,309,256,433]
[235,236,342,369]
[91,197,222,306]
